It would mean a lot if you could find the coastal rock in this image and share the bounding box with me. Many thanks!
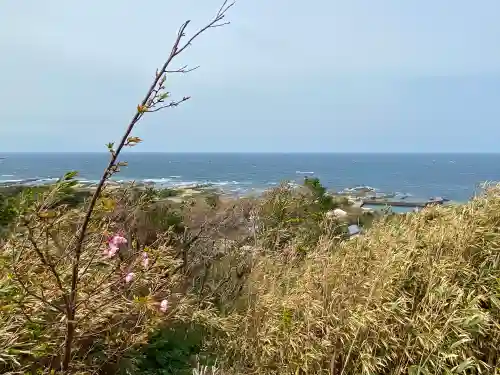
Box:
[326,208,348,218]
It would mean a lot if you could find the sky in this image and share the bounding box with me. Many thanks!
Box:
[1,0,500,153]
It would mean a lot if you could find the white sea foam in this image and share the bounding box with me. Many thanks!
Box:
[296,171,315,174]
[0,175,303,197]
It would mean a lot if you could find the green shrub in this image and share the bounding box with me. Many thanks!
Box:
[132,323,210,375]
[256,179,346,254]
[0,193,17,229]
[303,176,337,212]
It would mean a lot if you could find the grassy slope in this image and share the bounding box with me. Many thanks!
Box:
[217,188,500,374]
[1,184,499,374]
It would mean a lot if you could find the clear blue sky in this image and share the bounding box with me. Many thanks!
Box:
[1,0,499,152]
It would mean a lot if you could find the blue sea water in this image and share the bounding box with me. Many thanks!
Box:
[1,153,500,202]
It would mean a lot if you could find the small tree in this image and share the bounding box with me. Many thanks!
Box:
[1,2,234,373]
[256,179,346,256]
[303,176,336,212]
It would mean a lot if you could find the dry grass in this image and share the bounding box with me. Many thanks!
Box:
[1,183,500,374]
[216,187,500,374]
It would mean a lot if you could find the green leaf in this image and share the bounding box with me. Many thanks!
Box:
[450,337,471,350]
[452,358,474,373]
[63,171,78,181]
[490,295,500,309]
[159,92,170,100]
[39,210,57,219]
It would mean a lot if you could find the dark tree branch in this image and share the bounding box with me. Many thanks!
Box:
[165,64,200,74]
[61,2,234,371]
[26,226,71,313]
[146,96,191,112]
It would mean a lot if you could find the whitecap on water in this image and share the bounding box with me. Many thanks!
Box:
[295,171,315,175]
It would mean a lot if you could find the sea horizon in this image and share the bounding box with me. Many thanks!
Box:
[2,151,500,155]
[1,153,499,202]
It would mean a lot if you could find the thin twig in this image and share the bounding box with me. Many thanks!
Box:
[27,226,68,300]
[11,263,65,314]
[146,96,190,112]
[165,64,200,74]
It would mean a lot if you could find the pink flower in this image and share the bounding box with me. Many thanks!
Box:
[125,272,135,283]
[142,252,149,269]
[159,299,168,312]
[105,234,128,258]
[111,235,128,246]
[107,243,119,258]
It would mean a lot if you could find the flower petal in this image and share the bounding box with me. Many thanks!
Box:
[159,299,168,312]
[125,272,135,283]
[108,243,119,258]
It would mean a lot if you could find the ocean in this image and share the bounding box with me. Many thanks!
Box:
[1,153,500,202]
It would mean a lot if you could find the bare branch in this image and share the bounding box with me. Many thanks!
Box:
[26,226,70,308]
[11,263,65,314]
[174,1,234,57]
[146,96,191,112]
[165,64,200,74]
[61,3,234,369]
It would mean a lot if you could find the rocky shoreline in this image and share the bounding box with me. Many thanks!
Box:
[0,179,453,213]
[0,179,460,243]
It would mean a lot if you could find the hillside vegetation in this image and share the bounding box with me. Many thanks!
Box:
[2,2,499,373]
[0,180,499,374]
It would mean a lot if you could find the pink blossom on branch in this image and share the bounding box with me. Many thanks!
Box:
[103,234,128,258]
[159,299,168,313]
[111,234,127,246]
[125,272,135,283]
